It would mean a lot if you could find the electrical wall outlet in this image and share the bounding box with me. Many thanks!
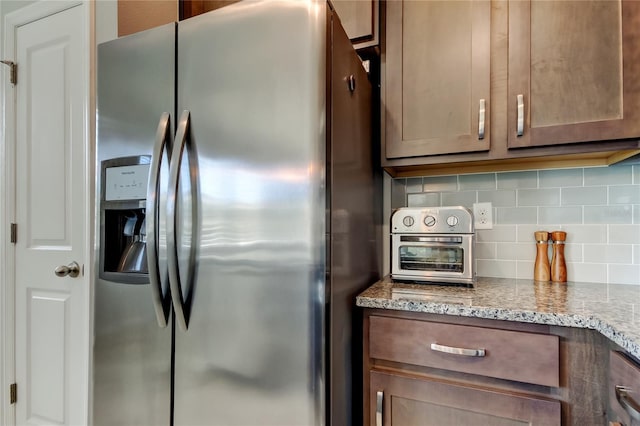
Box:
[473,202,493,229]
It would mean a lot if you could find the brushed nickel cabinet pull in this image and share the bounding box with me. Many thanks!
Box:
[376,391,383,426]
[616,385,640,421]
[430,342,486,357]
[517,94,524,136]
[478,99,486,140]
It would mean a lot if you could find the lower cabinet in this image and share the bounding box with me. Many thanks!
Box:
[370,370,560,426]
[363,310,564,425]
[609,351,640,426]
[363,307,640,425]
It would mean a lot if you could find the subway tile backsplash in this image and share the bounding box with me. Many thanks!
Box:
[391,165,640,285]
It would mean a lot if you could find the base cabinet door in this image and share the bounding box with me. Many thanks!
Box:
[369,371,561,426]
[609,351,640,426]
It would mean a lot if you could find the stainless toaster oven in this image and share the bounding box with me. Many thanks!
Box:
[391,206,476,286]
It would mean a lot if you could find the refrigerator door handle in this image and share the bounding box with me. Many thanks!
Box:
[147,112,173,328]
[167,110,200,331]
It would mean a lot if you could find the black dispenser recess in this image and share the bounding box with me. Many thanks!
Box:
[100,156,151,284]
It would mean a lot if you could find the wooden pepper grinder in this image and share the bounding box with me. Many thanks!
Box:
[534,231,550,281]
[550,231,567,283]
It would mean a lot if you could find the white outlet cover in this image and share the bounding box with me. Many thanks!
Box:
[473,202,493,229]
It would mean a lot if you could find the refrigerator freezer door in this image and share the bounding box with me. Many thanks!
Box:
[93,23,175,426]
[173,1,326,425]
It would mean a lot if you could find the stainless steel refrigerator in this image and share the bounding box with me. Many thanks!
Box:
[92,1,379,425]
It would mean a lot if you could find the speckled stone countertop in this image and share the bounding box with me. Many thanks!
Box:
[356,276,640,361]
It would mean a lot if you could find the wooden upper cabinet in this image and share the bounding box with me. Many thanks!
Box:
[331,0,379,48]
[181,1,378,48]
[118,0,177,37]
[180,1,239,20]
[508,0,640,148]
[384,0,491,159]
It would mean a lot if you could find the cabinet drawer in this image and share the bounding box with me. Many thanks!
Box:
[369,315,559,387]
[609,351,640,425]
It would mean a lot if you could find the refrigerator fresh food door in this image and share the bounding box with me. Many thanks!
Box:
[173,1,326,425]
[93,23,175,426]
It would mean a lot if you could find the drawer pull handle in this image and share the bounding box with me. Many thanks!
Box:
[616,385,640,421]
[376,391,383,426]
[430,343,486,357]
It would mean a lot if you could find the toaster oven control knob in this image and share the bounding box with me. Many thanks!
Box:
[402,216,415,227]
[446,215,459,227]
[424,215,436,227]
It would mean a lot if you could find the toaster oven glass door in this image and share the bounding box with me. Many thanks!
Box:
[399,245,464,273]
[391,233,475,284]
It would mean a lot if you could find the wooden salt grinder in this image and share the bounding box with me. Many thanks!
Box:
[550,231,567,283]
[534,231,550,281]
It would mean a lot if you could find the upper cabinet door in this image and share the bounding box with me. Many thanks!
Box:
[508,0,640,148]
[117,0,177,36]
[384,0,491,159]
[332,0,379,48]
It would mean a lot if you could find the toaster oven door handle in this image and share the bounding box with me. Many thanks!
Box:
[430,343,486,357]
[400,236,463,243]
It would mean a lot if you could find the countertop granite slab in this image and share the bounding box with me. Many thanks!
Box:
[356,276,640,361]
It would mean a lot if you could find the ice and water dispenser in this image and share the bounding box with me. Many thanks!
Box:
[100,156,151,284]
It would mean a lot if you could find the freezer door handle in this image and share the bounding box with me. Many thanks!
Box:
[167,110,200,332]
[147,112,172,328]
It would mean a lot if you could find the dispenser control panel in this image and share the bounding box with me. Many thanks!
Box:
[100,155,151,285]
[105,164,150,201]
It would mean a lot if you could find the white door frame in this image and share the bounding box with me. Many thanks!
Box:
[0,1,93,425]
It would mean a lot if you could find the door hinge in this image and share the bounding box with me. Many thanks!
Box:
[10,223,17,244]
[10,383,16,404]
[0,60,17,85]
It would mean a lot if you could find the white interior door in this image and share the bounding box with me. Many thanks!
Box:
[9,2,90,425]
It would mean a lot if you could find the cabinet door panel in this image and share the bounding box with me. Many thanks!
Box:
[385,0,490,158]
[332,0,378,47]
[530,1,621,128]
[393,398,528,426]
[609,351,640,426]
[508,0,640,148]
[370,371,561,426]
